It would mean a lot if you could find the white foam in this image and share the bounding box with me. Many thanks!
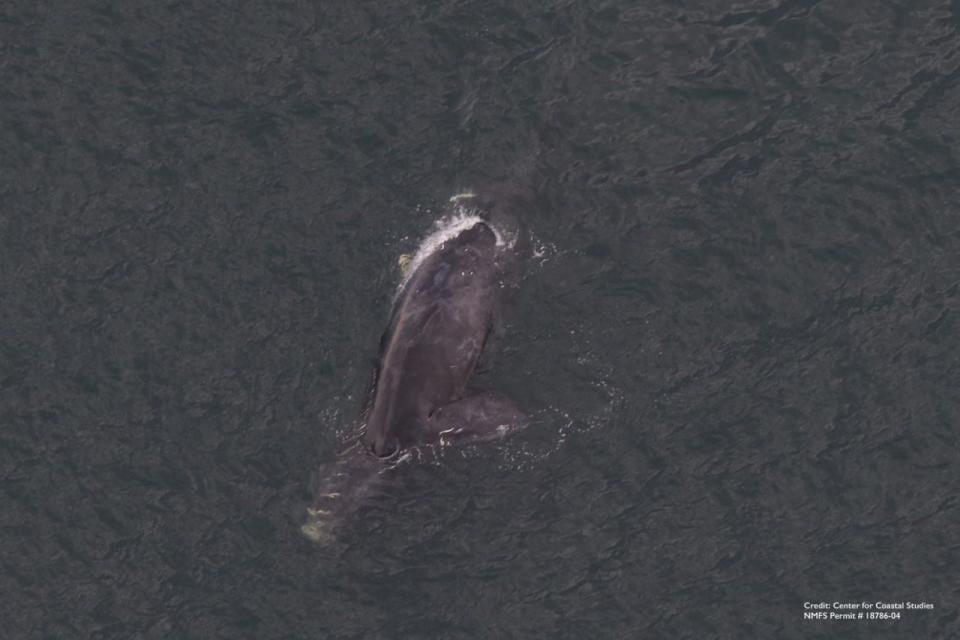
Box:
[396,193,508,294]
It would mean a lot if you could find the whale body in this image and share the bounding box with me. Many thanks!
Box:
[366,219,524,456]
[303,206,526,543]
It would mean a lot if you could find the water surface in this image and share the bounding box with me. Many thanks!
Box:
[2,1,958,638]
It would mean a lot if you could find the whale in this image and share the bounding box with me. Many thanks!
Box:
[365,218,525,456]
[302,198,527,543]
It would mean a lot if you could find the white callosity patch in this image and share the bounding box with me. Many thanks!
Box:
[448,191,477,203]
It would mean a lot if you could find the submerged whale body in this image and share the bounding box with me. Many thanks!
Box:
[303,202,526,543]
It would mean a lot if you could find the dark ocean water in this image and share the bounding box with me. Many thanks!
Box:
[2,1,959,638]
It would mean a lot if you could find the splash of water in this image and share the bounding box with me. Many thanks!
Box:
[396,192,518,296]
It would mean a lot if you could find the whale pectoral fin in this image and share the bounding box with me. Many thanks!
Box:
[426,392,528,445]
